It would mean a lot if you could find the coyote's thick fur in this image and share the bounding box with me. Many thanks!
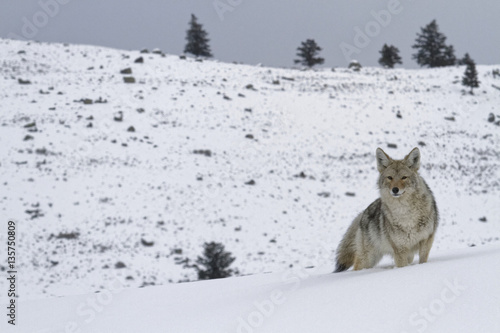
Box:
[334,147,438,272]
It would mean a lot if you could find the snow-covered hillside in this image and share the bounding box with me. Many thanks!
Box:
[6,245,500,333]
[0,37,499,310]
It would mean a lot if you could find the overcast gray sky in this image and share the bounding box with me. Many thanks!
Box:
[1,0,498,68]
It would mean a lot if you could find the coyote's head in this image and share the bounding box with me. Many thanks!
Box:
[375,147,421,198]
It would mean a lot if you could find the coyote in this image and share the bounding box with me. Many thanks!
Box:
[334,147,438,272]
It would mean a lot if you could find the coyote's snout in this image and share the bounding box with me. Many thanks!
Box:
[334,147,438,272]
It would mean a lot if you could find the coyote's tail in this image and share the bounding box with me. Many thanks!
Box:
[333,217,359,273]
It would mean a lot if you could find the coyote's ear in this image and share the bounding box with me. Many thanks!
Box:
[404,147,421,171]
[376,148,392,173]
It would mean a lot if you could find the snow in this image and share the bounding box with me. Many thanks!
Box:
[0,38,499,332]
[4,245,500,332]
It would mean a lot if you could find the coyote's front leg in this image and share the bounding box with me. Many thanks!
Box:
[419,234,435,264]
[392,247,409,268]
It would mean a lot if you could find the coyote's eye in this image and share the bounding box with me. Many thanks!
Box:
[387,176,393,180]
[402,176,408,180]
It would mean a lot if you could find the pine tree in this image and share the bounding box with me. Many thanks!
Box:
[378,44,402,68]
[195,242,236,280]
[441,45,457,66]
[412,20,456,68]
[458,53,473,66]
[294,39,325,68]
[462,57,480,94]
[184,14,213,58]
